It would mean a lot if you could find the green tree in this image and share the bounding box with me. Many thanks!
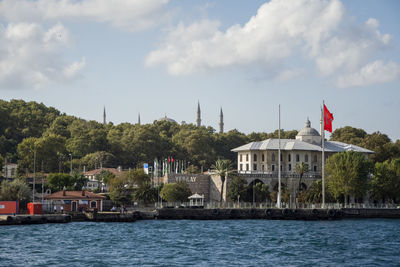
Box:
[295,162,309,199]
[160,182,192,202]
[109,176,133,205]
[326,151,371,204]
[330,126,367,146]
[70,172,88,191]
[211,159,234,202]
[361,132,396,163]
[47,173,74,192]
[254,182,270,203]
[132,182,157,204]
[227,176,247,202]
[80,151,117,170]
[0,178,31,207]
[298,180,334,204]
[371,159,400,203]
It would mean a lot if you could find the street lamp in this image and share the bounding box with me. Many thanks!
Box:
[33,150,36,203]
[69,153,72,175]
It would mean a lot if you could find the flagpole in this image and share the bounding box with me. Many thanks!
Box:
[322,101,325,209]
[277,104,281,209]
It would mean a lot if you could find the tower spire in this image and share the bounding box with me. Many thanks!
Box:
[219,107,224,133]
[103,106,106,125]
[196,101,201,128]
[138,113,141,125]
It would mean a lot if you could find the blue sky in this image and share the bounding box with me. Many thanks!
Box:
[0,0,399,141]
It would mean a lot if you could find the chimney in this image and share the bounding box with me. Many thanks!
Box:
[82,186,86,196]
[63,186,66,196]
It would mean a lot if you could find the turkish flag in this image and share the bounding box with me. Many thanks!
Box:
[324,104,334,133]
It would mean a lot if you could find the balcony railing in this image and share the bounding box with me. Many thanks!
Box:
[238,171,321,179]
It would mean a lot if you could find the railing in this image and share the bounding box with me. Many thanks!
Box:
[238,171,322,179]
[154,201,400,209]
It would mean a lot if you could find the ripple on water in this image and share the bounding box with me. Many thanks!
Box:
[0,219,400,266]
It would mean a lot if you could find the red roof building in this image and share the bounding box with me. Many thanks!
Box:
[45,190,106,212]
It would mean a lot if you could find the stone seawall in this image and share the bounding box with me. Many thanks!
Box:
[153,208,400,220]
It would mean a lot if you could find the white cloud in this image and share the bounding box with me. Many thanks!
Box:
[145,0,398,87]
[337,61,400,88]
[0,22,84,89]
[0,0,170,32]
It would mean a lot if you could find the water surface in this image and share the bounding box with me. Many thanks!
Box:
[0,219,399,266]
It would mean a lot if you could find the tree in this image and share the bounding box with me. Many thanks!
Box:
[326,151,371,204]
[254,182,270,203]
[330,126,367,146]
[160,182,192,202]
[47,173,74,192]
[298,180,334,204]
[119,169,150,187]
[227,176,247,202]
[132,182,157,204]
[371,159,400,203]
[80,151,117,170]
[70,172,88,191]
[211,159,234,202]
[109,176,133,205]
[295,162,309,200]
[97,170,116,187]
[0,178,31,207]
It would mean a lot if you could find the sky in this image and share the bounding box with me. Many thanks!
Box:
[0,0,399,141]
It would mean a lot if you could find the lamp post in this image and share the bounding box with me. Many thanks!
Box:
[33,150,36,203]
[69,154,72,175]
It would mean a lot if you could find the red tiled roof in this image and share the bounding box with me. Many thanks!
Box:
[84,168,122,176]
[45,191,106,200]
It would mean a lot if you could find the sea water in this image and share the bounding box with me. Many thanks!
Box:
[0,219,399,266]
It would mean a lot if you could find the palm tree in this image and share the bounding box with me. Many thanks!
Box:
[295,162,309,206]
[211,159,234,202]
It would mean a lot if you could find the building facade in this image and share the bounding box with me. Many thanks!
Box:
[231,119,374,196]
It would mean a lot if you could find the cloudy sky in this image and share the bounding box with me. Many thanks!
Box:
[1,0,399,140]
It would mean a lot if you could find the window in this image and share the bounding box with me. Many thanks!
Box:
[314,155,317,163]
[288,154,291,162]
[246,154,249,161]
[313,165,317,172]
[240,154,243,162]
[280,165,283,171]
[246,164,249,171]
[272,153,275,162]
[296,154,300,162]
[288,164,291,171]
[262,165,264,171]
[253,164,257,171]
[271,164,275,171]
[90,201,97,208]
[240,164,243,171]
[305,154,309,162]
[262,154,265,161]
[280,154,283,161]
[254,154,257,162]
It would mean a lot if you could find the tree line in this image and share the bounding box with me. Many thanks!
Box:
[1,99,400,177]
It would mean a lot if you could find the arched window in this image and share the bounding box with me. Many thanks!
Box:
[90,201,97,208]
[262,154,265,161]
[305,154,309,162]
[296,154,300,162]
[240,154,243,162]
[246,154,249,161]
[254,154,257,162]
[288,154,291,162]
[272,153,275,162]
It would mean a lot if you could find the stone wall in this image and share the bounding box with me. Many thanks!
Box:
[166,173,210,201]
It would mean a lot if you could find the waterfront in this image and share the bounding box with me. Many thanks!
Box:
[1,219,399,266]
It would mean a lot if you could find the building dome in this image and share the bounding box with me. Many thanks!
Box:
[296,118,322,145]
[157,114,177,124]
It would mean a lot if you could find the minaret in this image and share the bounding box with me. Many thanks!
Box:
[138,113,141,125]
[219,107,224,133]
[103,106,106,125]
[196,101,201,128]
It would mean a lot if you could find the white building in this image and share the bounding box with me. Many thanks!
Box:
[231,119,374,193]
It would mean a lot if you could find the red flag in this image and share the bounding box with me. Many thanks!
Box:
[324,104,334,133]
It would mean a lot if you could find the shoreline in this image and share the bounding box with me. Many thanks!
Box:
[1,207,400,225]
